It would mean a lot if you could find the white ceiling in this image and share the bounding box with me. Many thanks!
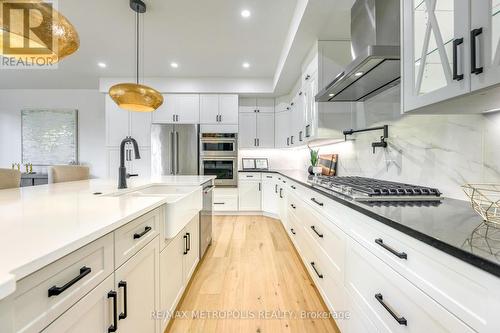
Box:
[0,0,353,94]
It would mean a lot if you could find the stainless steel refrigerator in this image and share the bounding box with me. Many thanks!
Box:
[151,124,199,176]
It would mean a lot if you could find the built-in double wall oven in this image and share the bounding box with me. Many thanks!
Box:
[199,133,238,187]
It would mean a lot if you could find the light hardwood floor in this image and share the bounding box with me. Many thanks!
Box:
[166,215,340,333]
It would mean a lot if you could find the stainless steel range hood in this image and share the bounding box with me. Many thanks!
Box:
[316,0,400,102]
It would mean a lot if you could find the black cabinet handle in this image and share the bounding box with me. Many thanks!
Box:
[266,175,272,178]
[290,204,296,209]
[305,124,311,138]
[311,198,324,207]
[290,228,296,235]
[118,281,128,320]
[279,188,283,198]
[453,38,464,81]
[108,290,118,332]
[310,226,324,238]
[310,262,323,279]
[183,234,188,255]
[214,202,225,205]
[187,232,191,252]
[375,293,407,326]
[471,28,483,74]
[275,184,278,193]
[246,175,254,178]
[48,266,92,297]
[258,183,261,191]
[133,226,152,239]
[291,185,296,190]
[375,238,407,259]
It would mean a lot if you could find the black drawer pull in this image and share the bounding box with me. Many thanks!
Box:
[311,198,324,206]
[290,228,296,235]
[214,202,225,205]
[133,226,152,239]
[375,238,407,259]
[48,266,92,297]
[375,293,407,326]
[183,234,188,255]
[290,204,296,209]
[108,290,118,332]
[118,281,128,320]
[291,185,296,190]
[266,176,272,178]
[246,175,254,178]
[275,184,278,193]
[310,262,323,279]
[187,232,191,252]
[310,226,324,238]
[279,188,283,198]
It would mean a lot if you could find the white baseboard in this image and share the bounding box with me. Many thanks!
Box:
[213,211,279,219]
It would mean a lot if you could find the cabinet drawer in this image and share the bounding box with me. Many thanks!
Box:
[288,190,345,284]
[346,238,474,333]
[261,173,276,181]
[12,234,114,333]
[115,208,160,268]
[213,197,238,211]
[238,172,262,180]
[346,211,500,332]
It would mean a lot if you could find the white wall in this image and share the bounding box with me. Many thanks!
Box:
[0,89,106,178]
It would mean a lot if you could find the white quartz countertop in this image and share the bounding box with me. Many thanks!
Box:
[0,175,215,300]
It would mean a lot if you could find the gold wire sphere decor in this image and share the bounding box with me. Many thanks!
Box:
[0,0,80,63]
[108,0,163,113]
[463,183,500,227]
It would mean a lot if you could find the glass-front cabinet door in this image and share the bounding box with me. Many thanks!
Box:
[470,0,500,90]
[403,0,470,112]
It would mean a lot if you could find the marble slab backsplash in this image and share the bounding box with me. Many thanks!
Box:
[240,86,500,201]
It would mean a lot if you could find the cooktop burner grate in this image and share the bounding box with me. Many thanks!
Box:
[309,176,442,202]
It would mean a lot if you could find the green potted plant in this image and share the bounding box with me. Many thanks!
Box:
[308,146,320,175]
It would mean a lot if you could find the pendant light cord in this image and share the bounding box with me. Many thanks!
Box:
[136,11,139,84]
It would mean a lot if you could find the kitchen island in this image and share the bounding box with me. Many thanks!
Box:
[0,175,214,333]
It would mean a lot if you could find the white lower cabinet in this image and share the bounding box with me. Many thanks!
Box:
[345,238,474,333]
[114,238,159,333]
[275,179,500,333]
[159,215,200,332]
[261,174,279,216]
[238,181,262,211]
[43,275,115,333]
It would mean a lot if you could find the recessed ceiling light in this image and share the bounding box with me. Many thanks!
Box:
[98,62,107,68]
[355,71,364,77]
[241,9,251,18]
[329,93,335,97]
[170,62,179,68]
[242,62,250,69]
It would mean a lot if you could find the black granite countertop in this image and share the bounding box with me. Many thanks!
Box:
[239,169,500,278]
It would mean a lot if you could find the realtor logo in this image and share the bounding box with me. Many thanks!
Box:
[1,0,58,69]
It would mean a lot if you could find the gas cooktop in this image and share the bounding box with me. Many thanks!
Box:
[308,176,443,202]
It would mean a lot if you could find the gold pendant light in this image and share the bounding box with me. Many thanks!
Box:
[109,0,163,113]
[0,0,79,63]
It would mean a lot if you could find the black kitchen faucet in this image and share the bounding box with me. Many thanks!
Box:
[118,136,141,189]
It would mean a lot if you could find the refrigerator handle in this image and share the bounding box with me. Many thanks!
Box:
[170,131,175,175]
[176,131,180,174]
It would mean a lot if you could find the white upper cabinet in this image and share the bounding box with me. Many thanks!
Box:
[275,111,290,148]
[470,1,500,90]
[218,95,239,124]
[303,71,318,140]
[152,94,199,124]
[239,98,275,113]
[176,94,200,124]
[152,94,177,123]
[199,94,219,124]
[238,113,257,148]
[200,94,238,125]
[256,113,275,148]
[403,0,471,112]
